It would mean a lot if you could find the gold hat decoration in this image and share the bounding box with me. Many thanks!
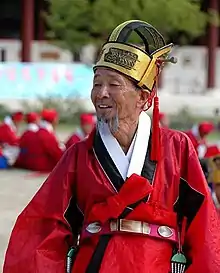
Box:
[94,20,176,92]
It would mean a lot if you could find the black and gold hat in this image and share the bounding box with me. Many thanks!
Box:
[94,20,176,92]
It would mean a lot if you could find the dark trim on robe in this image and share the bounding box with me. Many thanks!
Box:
[86,130,156,273]
[93,129,156,190]
[93,130,124,191]
[64,196,84,238]
[174,177,204,228]
[173,177,205,269]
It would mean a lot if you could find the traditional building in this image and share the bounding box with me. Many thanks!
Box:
[0,0,47,61]
[0,0,46,40]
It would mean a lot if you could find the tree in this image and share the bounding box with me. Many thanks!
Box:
[46,0,208,54]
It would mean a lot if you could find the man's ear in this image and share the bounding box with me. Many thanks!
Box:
[137,89,150,109]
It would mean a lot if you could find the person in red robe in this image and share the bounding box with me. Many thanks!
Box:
[204,145,220,158]
[36,108,64,172]
[185,121,214,159]
[0,111,23,168]
[3,20,220,273]
[159,112,170,128]
[14,109,63,172]
[14,112,40,169]
[65,113,96,149]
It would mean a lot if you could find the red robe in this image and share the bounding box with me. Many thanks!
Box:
[15,127,63,172]
[3,128,220,273]
[65,130,84,149]
[14,125,38,170]
[0,122,19,146]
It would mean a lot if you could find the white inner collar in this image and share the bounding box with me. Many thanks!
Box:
[75,128,85,140]
[4,116,16,132]
[98,111,151,180]
[27,123,39,132]
[39,120,54,133]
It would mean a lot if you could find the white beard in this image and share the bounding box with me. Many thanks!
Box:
[97,115,119,135]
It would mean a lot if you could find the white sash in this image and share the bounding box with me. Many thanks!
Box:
[98,112,151,180]
[4,116,16,132]
[27,123,39,132]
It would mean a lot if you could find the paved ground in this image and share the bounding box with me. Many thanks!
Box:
[0,130,70,271]
[0,169,47,270]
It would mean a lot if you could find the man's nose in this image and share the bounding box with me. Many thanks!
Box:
[97,85,110,98]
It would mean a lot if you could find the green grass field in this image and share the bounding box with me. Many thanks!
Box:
[2,119,220,143]
[207,132,219,142]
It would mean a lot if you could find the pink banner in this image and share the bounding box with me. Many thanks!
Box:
[65,69,73,82]
[52,69,59,82]
[38,68,45,80]
[7,68,16,81]
[22,67,31,81]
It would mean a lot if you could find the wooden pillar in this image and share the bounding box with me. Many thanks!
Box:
[38,0,45,40]
[207,0,219,88]
[21,0,34,62]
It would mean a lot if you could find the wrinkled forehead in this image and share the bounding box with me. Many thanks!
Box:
[93,67,140,89]
[94,67,127,81]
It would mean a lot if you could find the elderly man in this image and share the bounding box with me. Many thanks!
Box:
[3,20,220,273]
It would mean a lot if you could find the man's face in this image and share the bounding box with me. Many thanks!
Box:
[91,68,148,127]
